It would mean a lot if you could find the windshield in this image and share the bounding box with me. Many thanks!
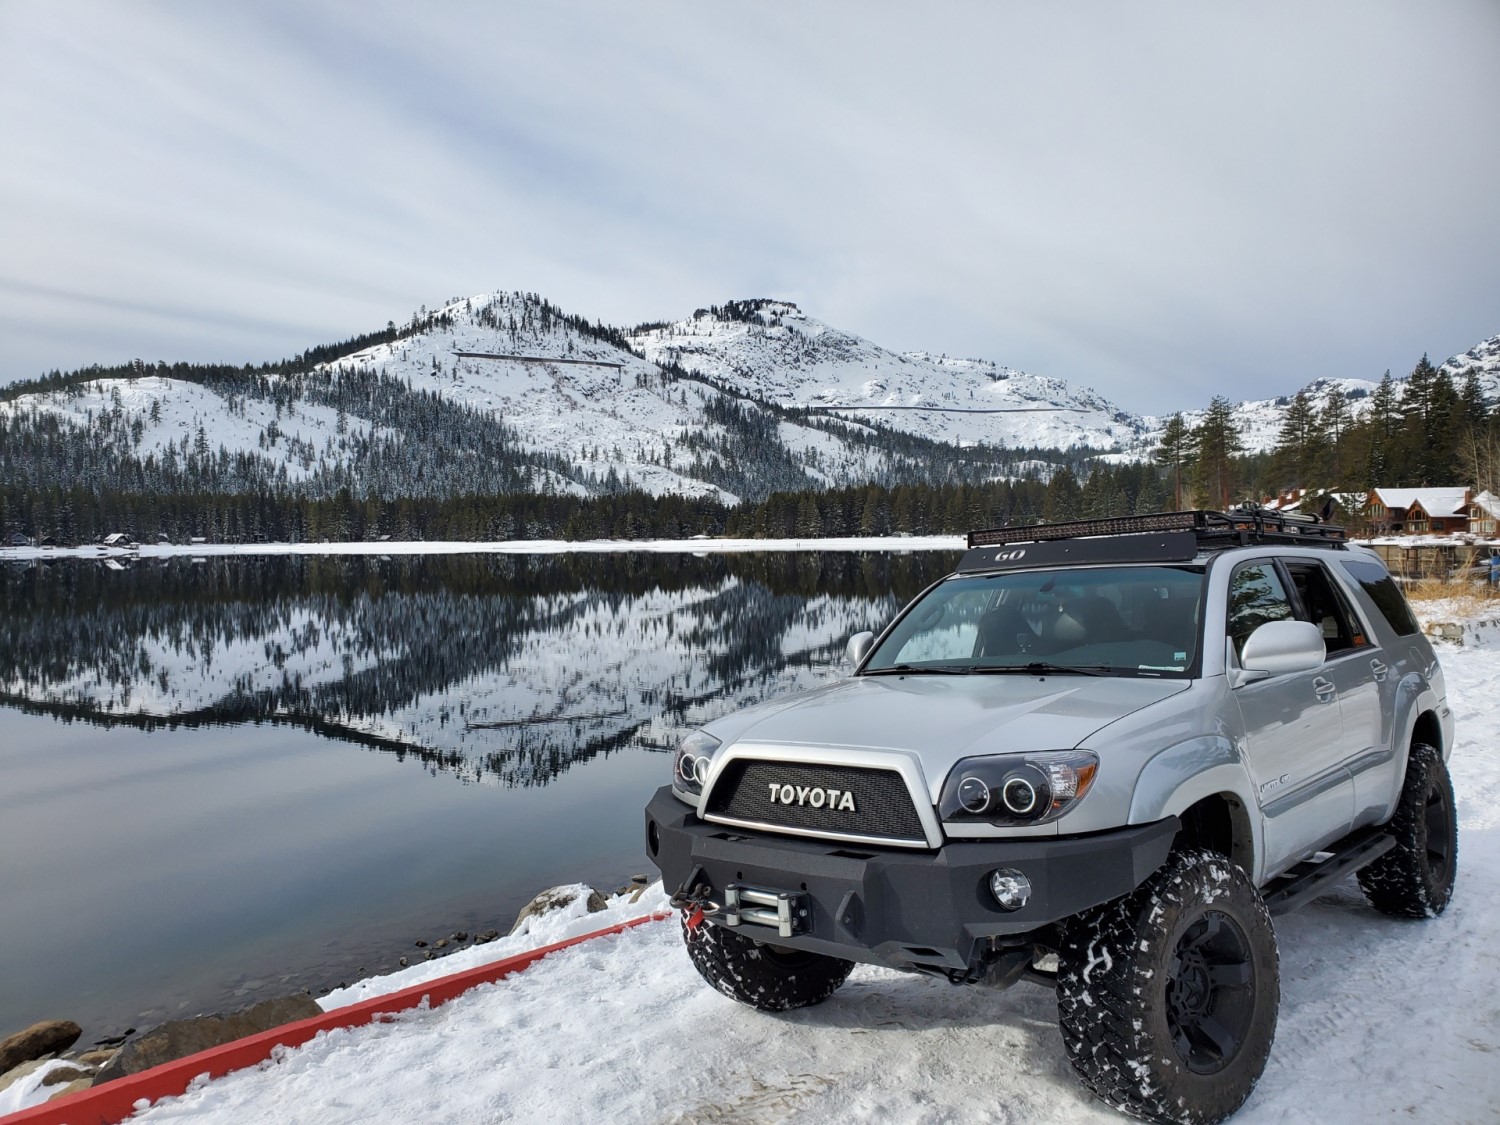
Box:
[861,565,1205,677]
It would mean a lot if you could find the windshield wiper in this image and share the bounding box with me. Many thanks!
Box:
[862,663,973,676]
[972,662,1111,677]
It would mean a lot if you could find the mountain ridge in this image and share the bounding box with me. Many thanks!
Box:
[2,290,1495,505]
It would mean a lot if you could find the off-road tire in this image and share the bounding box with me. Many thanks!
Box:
[681,916,854,1011]
[1057,848,1279,1125]
[1357,742,1458,918]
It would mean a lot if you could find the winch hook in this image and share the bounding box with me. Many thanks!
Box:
[669,881,722,934]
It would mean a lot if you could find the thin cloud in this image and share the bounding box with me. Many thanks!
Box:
[1,0,1496,412]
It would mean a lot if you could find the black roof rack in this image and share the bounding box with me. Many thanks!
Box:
[958,508,1347,573]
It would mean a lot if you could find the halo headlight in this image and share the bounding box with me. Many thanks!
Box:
[940,751,1099,826]
[672,730,722,798]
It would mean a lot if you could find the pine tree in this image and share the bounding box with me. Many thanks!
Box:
[1369,370,1400,441]
[1189,396,1244,509]
[1044,467,1083,522]
[1153,413,1193,510]
[1273,390,1324,489]
[1319,386,1351,486]
[1363,370,1400,487]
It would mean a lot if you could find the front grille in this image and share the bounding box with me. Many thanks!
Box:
[705,760,926,843]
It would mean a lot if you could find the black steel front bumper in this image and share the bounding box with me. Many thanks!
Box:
[645,786,1178,973]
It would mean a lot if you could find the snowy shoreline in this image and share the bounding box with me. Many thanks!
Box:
[0,535,966,561]
[5,532,1496,566]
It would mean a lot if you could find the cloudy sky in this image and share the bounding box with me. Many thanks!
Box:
[1,1,1496,413]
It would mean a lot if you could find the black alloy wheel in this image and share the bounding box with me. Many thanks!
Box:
[1164,910,1256,1075]
[1421,777,1455,891]
[1358,743,1459,918]
[1058,848,1279,1125]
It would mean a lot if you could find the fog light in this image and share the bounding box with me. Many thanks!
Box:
[989,869,1031,911]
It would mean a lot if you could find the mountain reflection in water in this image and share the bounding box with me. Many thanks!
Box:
[0,552,959,786]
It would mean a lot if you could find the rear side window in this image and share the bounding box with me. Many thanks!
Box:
[1341,559,1420,637]
[1284,562,1366,654]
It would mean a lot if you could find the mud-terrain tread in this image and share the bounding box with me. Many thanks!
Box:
[1057,848,1279,1125]
[1357,743,1458,918]
[681,915,854,1012]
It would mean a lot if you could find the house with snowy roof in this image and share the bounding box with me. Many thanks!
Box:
[1470,491,1500,538]
[1365,488,1472,535]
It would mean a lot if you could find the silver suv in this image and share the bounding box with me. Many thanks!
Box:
[644,510,1458,1124]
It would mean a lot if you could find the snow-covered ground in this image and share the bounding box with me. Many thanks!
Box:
[7,606,1487,1122]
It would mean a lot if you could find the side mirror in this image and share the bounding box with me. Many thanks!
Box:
[846,631,875,668]
[1234,619,1325,684]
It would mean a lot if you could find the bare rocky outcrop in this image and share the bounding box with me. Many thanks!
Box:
[0,1020,82,1074]
[92,995,321,1085]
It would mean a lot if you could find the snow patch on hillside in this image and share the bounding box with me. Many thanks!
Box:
[0,376,389,482]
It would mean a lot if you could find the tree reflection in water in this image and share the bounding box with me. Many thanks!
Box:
[0,552,957,786]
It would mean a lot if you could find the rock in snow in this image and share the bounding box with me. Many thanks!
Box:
[0,1019,82,1075]
[92,995,321,1085]
[509,883,609,937]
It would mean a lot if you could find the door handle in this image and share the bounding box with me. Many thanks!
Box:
[1311,676,1336,703]
[1370,659,1388,682]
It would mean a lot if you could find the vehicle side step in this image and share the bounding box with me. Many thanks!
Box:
[1261,828,1396,916]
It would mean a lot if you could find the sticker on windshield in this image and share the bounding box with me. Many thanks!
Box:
[1174,652,1187,661]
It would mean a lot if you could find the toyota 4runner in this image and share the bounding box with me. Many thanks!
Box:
[643,510,1458,1124]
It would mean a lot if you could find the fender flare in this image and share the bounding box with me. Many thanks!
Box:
[1128,735,1265,882]
[1378,675,1442,814]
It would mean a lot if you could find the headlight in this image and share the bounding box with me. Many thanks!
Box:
[939,751,1099,826]
[672,730,721,797]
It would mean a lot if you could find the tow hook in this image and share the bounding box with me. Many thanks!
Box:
[669,881,722,934]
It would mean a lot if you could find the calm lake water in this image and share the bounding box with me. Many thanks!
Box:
[0,550,955,1042]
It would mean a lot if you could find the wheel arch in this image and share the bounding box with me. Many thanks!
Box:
[1129,736,1266,882]
[1174,792,1257,878]
[1409,709,1443,758]
[1374,674,1449,823]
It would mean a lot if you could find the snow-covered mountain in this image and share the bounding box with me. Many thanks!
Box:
[3,291,1494,497]
[1439,333,1500,394]
[626,300,1142,451]
[1133,335,1500,457]
[0,292,1150,505]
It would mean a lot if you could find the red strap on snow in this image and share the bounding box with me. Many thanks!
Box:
[2,910,671,1125]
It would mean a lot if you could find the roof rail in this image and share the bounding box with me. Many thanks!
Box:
[967,507,1348,551]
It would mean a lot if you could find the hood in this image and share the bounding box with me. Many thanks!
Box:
[705,673,1190,803]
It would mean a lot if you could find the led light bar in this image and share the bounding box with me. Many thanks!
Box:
[967,508,1346,550]
[968,511,1204,548]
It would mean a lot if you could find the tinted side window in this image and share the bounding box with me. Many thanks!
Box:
[1285,562,1364,654]
[1342,559,1420,637]
[1227,562,1294,655]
